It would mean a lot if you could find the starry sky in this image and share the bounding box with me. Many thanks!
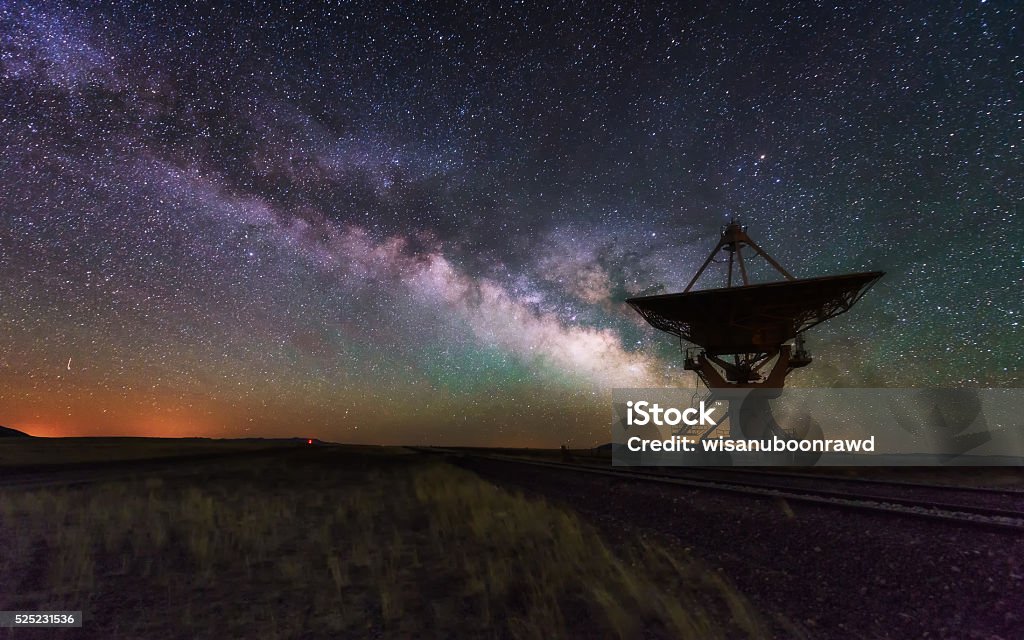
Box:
[0,0,1020,445]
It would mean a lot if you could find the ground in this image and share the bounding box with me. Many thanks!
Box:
[0,441,764,639]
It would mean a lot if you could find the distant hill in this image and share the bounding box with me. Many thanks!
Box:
[0,425,32,438]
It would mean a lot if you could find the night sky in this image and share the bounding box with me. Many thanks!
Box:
[0,1,1020,445]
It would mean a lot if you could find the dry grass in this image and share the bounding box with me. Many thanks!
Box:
[0,450,764,638]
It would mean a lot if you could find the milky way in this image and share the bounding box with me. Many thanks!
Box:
[0,1,1020,444]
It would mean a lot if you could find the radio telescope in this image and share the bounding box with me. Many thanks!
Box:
[627,221,882,440]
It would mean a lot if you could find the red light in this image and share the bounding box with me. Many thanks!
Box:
[307,439,313,445]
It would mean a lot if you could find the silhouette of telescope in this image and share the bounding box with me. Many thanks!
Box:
[627,271,883,356]
[627,220,883,390]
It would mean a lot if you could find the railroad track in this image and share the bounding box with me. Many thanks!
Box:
[675,465,1024,496]
[584,464,1024,513]
[424,449,1024,533]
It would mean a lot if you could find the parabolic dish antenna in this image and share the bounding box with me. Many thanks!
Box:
[627,271,883,356]
[626,221,883,442]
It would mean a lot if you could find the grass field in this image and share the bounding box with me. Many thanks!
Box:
[0,446,765,639]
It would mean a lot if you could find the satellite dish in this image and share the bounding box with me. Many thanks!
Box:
[626,221,883,442]
[627,271,883,356]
